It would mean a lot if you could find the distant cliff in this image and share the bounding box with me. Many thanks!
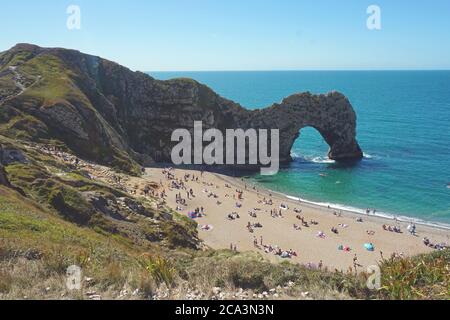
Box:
[0,44,362,172]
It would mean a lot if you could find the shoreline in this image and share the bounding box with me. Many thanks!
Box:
[214,173,450,232]
[247,181,450,232]
[143,166,449,271]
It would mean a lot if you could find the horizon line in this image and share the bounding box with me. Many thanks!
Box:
[145,69,450,73]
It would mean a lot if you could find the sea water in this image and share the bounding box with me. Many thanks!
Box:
[149,71,450,226]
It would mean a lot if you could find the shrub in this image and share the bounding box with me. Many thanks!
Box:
[0,269,12,293]
[377,250,450,300]
[139,254,176,288]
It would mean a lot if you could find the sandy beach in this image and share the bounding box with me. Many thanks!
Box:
[27,144,450,272]
[140,167,449,272]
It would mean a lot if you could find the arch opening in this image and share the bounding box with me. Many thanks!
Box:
[291,127,331,162]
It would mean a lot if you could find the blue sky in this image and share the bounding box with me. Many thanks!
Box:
[1,0,450,71]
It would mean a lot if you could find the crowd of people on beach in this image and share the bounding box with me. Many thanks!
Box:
[31,143,449,269]
[25,140,443,270]
[383,224,402,233]
[252,236,297,259]
[159,167,450,256]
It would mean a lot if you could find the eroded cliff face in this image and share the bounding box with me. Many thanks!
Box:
[0,44,363,172]
[0,145,13,188]
[247,92,363,162]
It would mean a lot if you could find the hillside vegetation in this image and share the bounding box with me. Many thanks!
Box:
[0,135,448,300]
[0,44,448,300]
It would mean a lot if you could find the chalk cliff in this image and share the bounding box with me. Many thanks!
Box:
[0,44,362,172]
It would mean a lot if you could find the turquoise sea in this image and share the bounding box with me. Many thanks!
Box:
[149,71,450,226]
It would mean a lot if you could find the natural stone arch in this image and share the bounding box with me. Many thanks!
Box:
[242,91,363,163]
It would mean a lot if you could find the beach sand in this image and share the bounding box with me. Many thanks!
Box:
[138,167,449,272]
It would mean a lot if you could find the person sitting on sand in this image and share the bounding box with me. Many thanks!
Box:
[317,231,326,239]
[201,225,212,231]
[331,227,339,234]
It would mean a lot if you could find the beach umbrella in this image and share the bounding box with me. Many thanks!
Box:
[364,243,375,251]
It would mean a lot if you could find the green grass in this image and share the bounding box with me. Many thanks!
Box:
[1,181,448,300]
[0,48,143,175]
[19,54,77,103]
[0,133,448,300]
[376,250,450,300]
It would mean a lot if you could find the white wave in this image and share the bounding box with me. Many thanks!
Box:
[290,151,301,158]
[310,156,336,164]
[284,195,450,230]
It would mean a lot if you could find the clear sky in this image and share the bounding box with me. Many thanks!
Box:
[1,0,450,71]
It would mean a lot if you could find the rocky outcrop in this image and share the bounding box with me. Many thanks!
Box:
[0,44,363,171]
[0,145,12,188]
[0,144,29,195]
[247,92,363,162]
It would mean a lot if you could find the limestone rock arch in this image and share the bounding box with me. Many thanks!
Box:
[243,91,363,163]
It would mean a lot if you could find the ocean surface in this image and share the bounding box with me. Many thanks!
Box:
[149,71,450,226]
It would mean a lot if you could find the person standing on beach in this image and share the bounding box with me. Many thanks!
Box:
[353,254,358,271]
